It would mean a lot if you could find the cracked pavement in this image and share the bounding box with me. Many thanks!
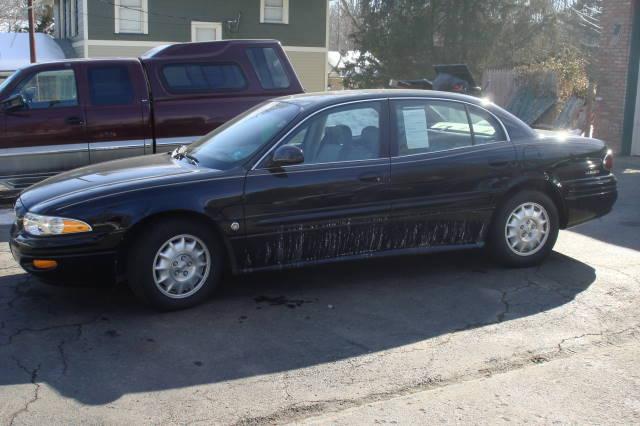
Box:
[1,157,639,425]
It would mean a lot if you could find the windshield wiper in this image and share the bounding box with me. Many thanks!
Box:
[171,145,199,166]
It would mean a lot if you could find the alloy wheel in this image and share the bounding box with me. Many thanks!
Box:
[152,234,211,299]
[504,202,550,257]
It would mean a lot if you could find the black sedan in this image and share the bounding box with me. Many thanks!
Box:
[9,90,618,310]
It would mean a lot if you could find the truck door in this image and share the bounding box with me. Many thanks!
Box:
[0,64,88,188]
[82,61,153,163]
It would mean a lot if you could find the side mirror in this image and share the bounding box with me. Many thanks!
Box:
[2,94,27,112]
[269,145,304,168]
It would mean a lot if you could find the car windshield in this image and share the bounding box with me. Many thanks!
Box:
[186,101,301,170]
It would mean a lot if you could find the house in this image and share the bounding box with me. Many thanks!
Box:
[0,33,67,83]
[52,0,329,92]
[595,0,640,155]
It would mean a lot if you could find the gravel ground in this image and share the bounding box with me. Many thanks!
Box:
[0,157,638,425]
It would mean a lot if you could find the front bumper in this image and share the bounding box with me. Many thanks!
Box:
[9,221,124,285]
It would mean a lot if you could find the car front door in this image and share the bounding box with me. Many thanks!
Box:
[1,65,88,189]
[83,62,153,163]
[240,100,393,271]
[388,98,517,250]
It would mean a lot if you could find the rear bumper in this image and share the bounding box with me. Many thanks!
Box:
[563,174,618,228]
[9,224,123,285]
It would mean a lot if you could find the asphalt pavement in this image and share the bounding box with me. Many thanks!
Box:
[0,158,639,425]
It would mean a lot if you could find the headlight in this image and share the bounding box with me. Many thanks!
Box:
[23,213,92,236]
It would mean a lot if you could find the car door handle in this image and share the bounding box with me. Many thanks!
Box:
[65,116,85,126]
[359,173,383,183]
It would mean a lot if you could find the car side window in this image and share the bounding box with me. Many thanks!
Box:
[393,100,472,156]
[161,63,247,93]
[246,47,290,90]
[281,102,383,165]
[467,106,506,144]
[12,69,78,109]
[88,65,134,106]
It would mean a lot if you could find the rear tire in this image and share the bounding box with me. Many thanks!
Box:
[126,218,223,311]
[488,190,559,267]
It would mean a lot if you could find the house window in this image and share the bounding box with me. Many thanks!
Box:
[191,21,223,42]
[114,0,148,34]
[260,0,289,24]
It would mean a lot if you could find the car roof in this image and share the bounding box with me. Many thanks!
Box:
[277,89,489,110]
[276,89,535,140]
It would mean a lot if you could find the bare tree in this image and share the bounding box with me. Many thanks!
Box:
[0,0,53,33]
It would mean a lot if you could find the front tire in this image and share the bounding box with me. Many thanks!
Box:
[126,218,223,311]
[488,190,559,267]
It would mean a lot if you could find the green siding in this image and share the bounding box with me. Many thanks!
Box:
[87,0,327,47]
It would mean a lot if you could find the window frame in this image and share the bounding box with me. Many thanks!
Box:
[191,21,223,42]
[260,0,289,24]
[12,67,80,110]
[159,62,249,95]
[114,0,148,34]
[252,99,390,170]
[390,97,511,158]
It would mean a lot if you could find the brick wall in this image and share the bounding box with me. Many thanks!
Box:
[595,0,640,152]
[595,0,637,153]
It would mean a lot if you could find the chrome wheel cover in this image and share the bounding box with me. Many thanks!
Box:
[504,202,550,257]
[152,234,211,299]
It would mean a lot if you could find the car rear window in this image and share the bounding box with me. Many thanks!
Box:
[88,66,134,106]
[246,47,290,90]
[161,63,247,93]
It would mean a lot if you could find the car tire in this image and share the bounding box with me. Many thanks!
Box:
[126,218,223,311]
[488,190,559,268]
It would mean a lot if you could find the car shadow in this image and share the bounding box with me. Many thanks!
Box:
[0,249,595,405]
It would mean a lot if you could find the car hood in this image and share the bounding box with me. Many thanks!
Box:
[20,153,223,212]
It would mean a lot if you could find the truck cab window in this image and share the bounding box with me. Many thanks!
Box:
[88,66,134,106]
[247,47,290,89]
[13,69,78,109]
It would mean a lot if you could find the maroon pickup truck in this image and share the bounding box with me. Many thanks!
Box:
[0,39,303,201]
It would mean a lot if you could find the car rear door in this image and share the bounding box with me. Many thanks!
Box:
[82,61,153,163]
[240,100,393,271]
[388,98,517,249]
[0,63,88,189]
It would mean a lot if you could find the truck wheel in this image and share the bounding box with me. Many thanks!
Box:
[488,190,559,268]
[126,218,223,311]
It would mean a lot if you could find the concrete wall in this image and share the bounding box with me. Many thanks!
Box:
[595,0,637,153]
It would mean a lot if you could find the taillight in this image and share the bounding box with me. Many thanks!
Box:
[603,150,614,172]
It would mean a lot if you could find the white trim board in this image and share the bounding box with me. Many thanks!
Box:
[82,0,89,57]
